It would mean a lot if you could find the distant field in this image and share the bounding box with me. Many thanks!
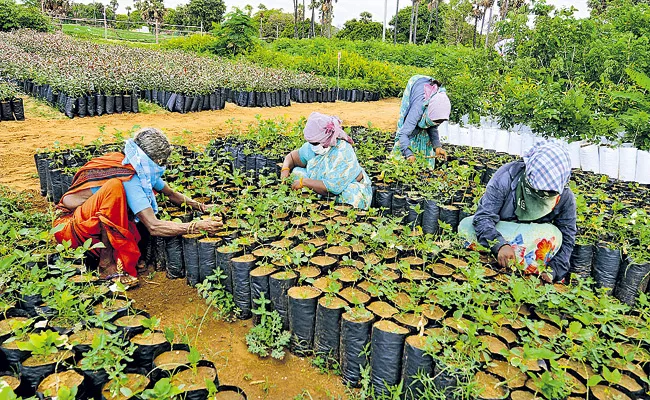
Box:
[61,24,182,43]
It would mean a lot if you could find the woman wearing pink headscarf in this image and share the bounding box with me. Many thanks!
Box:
[280,112,372,209]
[393,75,451,167]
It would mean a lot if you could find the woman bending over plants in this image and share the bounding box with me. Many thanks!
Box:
[280,112,372,210]
[458,141,577,283]
[392,75,451,167]
[53,128,222,286]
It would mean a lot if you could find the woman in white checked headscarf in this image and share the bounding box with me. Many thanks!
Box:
[458,141,577,283]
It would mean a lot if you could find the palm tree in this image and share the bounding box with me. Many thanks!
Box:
[309,0,316,38]
[394,0,400,44]
[424,0,440,44]
[321,0,337,38]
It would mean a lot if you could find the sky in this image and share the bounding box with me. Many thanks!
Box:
[105,0,591,25]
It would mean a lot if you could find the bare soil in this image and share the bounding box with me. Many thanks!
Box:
[0,97,401,192]
[0,97,405,399]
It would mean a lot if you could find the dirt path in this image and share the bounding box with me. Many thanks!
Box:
[0,97,401,192]
[0,97,403,399]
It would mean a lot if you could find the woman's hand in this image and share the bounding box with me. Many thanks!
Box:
[280,167,291,180]
[406,155,416,163]
[195,218,223,235]
[497,244,516,268]
[435,147,448,160]
[291,178,304,191]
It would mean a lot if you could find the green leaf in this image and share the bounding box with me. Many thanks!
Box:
[587,375,603,387]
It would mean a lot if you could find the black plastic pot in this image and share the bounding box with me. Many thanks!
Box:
[287,286,320,356]
[50,168,63,204]
[165,236,185,279]
[313,297,346,364]
[130,331,171,371]
[114,95,123,113]
[131,92,139,113]
[123,95,132,113]
[439,205,460,232]
[95,94,105,116]
[183,96,193,113]
[401,335,435,400]
[197,238,220,283]
[21,351,75,394]
[614,261,650,306]
[340,310,374,388]
[249,266,276,325]
[215,385,247,399]
[80,366,109,399]
[190,95,201,112]
[34,154,48,196]
[569,243,594,279]
[77,96,87,118]
[370,321,408,396]
[215,246,243,294]
[375,189,393,214]
[404,196,423,228]
[0,100,13,121]
[174,360,219,400]
[10,98,24,121]
[231,254,257,319]
[105,95,115,114]
[87,94,96,117]
[269,271,298,330]
[592,244,622,293]
[182,234,201,287]
[391,194,408,218]
[64,97,76,118]
[421,199,440,234]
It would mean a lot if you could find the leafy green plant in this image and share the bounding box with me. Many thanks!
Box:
[245,293,290,359]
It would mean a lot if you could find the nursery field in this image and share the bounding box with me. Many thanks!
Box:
[1,112,650,399]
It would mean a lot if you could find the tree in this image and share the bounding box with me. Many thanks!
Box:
[320,0,337,38]
[336,12,382,40]
[252,6,293,39]
[135,0,164,41]
[186,0,225,28]
[109,0,118,15]
[390,3,443,44]
[210,8,257,55]
[0,0,51,31]
[292,0,298,38]
[309,0,316,37]
[444,0,474,45]
[41,0,70,17]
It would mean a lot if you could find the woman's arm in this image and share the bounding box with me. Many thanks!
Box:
[136,207,222,237]
[398,104,424,159]
[160,183,208,212]
[281,150,306,179]
[292,178,329,196]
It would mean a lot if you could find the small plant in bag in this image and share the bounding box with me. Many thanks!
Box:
[245,293,290,359]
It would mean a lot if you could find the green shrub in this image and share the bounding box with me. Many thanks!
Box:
[0,0,51,32]
[162,33,217,53]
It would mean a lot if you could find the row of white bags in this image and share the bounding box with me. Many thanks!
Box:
[440,123,650,184]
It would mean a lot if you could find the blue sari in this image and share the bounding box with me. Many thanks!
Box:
[293,140,372,209]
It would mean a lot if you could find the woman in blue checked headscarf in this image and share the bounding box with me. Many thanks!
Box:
[458,141,577,283]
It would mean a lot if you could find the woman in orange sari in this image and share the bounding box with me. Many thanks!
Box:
[54,127,222,285]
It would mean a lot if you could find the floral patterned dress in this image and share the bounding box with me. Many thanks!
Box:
[292,140,372,210]
[458,216,563,274]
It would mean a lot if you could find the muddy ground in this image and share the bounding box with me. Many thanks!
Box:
[0,97,402,399]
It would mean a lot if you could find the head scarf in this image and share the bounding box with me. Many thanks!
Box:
[304,112,354,148]
[122,139,166,215]
[523,141,572,193]
[426,90,451,122]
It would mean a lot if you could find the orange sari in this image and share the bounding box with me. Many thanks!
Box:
[54,153,141,277]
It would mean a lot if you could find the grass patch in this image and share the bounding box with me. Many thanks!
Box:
[22,97,67,120]
[137,100,168,114]
[62,24,178,43]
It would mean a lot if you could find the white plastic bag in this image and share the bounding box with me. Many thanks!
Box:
[636,150,650,184]
[439,121,450,143]
[470,126,485,148]
[567,141,582,169]
[494,129,510,153]
[459,127,472,147]
[484,128,498,151]
[618,146,638,182]
[599,146,619,179]
[447,123,460,145]
[520,133,535,156]
[580,144,600,174]
[508,131,522,156]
